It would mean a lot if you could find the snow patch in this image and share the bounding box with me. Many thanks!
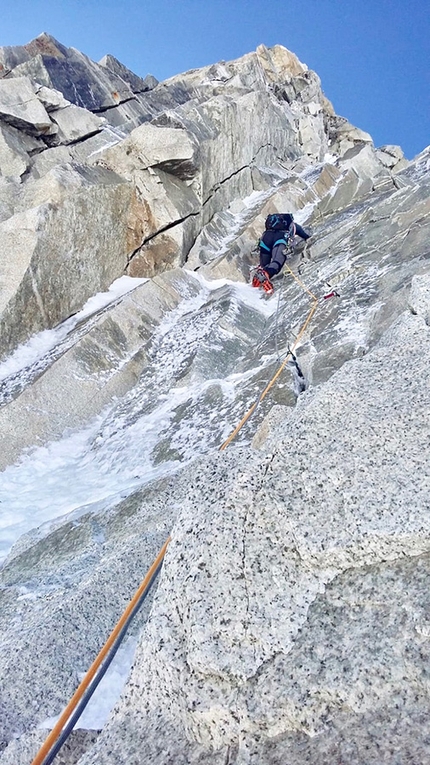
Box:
[0,276,147,383]
[38,635,138,732]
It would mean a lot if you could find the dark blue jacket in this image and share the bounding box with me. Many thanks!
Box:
[259,223,310,253]
[258,222,311,277]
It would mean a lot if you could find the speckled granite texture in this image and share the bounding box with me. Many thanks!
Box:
[76,278,430,764]
[0,729,99,765]
[0,36,429,765]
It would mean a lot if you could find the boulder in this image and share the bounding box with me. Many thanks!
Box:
[376,143,408,172]
[0,76,55,135]
[0,120,43,177]
[49,103,105,144]
[34,83,70,111]
[96,121,198,180]
[327,115,373,157]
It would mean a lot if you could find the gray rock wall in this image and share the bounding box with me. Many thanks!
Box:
[0,35,389,358]
[0,269,200,469]
[0,34,428,765]
[77,275,430,765]
[0,164,144,359]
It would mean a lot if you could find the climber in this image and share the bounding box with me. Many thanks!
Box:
[252,213,311,294]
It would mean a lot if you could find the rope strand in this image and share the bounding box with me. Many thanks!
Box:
[30,538,170,765]
[219,264,318,450]
[30,261,320,765]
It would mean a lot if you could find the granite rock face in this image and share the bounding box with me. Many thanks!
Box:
[0,76,55,135]
[0,163,144,359]
[0,269,202,469]
[0,33,429,765]
[2,144,427,469]
[3,33,137,111]
[75,275,430,765]
[0,481,174,751]
[0,34,398,360]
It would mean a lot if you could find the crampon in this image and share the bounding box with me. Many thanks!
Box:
[251,267,274,295]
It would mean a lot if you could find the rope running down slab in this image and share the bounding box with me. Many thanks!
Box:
[31,265,318,765]
[31,537,170,765]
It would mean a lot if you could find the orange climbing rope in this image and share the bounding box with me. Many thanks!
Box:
[31,263,319,765]
[219,264,318,450]
[31,537,170,765]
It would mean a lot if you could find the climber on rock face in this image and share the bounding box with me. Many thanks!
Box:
[252,213,311,294]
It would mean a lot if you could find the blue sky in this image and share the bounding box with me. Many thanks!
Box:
[3,0,429,158]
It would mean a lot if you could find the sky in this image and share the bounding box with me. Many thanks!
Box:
[2,0,429,159]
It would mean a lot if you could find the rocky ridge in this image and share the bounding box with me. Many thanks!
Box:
[0,33,407,363]
[0,33,429,765]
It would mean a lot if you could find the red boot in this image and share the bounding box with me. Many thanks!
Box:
[252,267,274,295]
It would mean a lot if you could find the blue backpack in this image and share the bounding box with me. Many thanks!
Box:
[265,213,294,231]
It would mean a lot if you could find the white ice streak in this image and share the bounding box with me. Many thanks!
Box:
[0,275,277,562]
[0,391,180,563]
[0,276,147,383]
[86,125,126,158]
[189,270,279,318]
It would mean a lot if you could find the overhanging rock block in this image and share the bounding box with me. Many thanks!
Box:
[95,121,198,180]
[0,76,55,135]
[49,103,105,144]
